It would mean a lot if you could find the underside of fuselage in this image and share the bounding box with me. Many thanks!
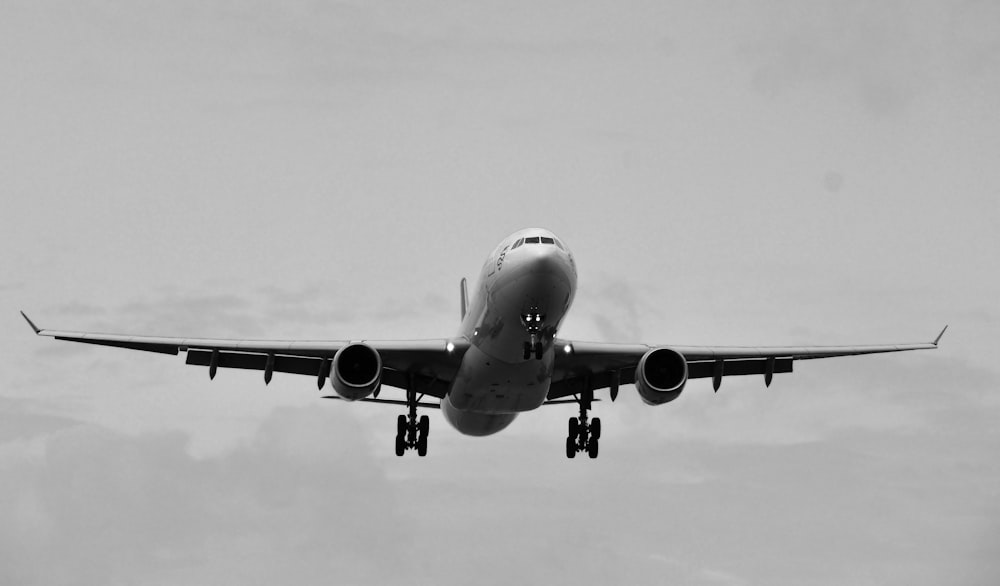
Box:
[441,399,518,436]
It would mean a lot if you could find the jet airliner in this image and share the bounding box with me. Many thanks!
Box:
[22,228,946,458]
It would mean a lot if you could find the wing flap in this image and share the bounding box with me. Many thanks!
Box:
[185,350,322,376]
[547,357,796,399]
[687,357,793,378]
[182,349,447,396]
[548,367,636,400]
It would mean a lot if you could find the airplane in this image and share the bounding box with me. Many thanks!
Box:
[21,228,947,458]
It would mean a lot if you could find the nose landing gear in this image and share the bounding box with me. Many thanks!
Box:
[522,337,543,360]
[522,310,546,360]
[395,387,429,457]
[565,388,600,459]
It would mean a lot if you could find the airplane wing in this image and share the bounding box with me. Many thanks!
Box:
[547,326,947,399]
[20,311,466,398]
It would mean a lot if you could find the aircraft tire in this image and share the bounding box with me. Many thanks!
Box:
[587,438,599,459]
[397,414,407,435]
[568,417,579,439]
[417,436,428,457]
[419,415,429,436]
[394,434,405,457]
[591,417,601,440]
[565,436,576,459]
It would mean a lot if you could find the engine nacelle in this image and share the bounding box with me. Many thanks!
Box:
[635,347,688,405]
[331,343,382,400]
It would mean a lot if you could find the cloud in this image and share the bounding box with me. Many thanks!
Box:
[571,272,652,342]
[31,281,432,342]
[0,406,409,586]
[0,397,81,445]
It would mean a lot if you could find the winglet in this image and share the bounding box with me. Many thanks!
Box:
[20,311,41,334]
[933,325,948,346]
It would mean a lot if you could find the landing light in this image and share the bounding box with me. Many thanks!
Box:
[564,344,572,354]
[446,341,455,353]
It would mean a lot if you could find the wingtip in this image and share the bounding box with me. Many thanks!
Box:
[20,310,41,334]
[933,325,948,346]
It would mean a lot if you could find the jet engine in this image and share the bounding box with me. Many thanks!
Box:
[331,343,382,400]
[635,347,688,405]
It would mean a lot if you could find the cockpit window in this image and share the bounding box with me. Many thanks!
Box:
[521,236,560,245]
[553,239,565,250]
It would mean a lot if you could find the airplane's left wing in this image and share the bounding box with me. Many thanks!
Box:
[20,311,466,398]
[548,327,946,399]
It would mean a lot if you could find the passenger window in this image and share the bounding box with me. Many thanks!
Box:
[540,237,554,244]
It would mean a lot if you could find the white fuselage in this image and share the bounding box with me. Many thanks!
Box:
[441,228,577,436]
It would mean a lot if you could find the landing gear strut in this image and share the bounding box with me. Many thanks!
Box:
[395,387,429,457]
[566,388,600,459]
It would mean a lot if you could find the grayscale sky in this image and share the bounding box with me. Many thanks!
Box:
[2,1,998,584]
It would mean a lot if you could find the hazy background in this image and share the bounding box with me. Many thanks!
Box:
[2,1,998,584]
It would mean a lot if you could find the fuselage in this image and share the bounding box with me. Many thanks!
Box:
[441,228,577,436]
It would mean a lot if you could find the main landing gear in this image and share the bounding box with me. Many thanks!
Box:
[395,387,429,457]
[566,389,600,459]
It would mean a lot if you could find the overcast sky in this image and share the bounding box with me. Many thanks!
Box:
[2,1,998,584]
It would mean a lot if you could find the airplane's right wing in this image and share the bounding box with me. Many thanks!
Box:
[21,312,467,398]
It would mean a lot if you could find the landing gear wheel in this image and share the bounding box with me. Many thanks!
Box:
[394,383,431,457]
[523,342,532,360]
[563,386,602,459]
[534,342,543,360]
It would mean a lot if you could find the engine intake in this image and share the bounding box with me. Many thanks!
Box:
[635,347,688,405]
[331,343,382,400]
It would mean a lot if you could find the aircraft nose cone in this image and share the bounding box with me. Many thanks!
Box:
[527,248,565,276]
